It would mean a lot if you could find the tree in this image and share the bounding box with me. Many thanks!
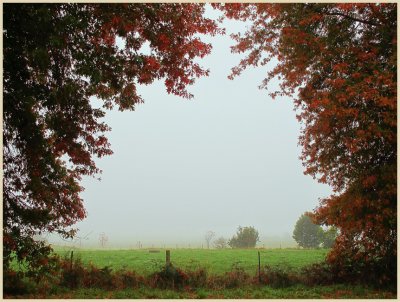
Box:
[3,3,221,271]
[293,213,323,248]
[321,226,338,249]
[217,3,396,283]
[213,236,227,249]
[228,226,260,248]
[204,231,215,249]
[99,232,108,248]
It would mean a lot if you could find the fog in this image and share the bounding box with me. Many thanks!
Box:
[48,8,332,249]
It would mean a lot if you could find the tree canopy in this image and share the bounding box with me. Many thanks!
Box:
[293,213,323,248]
[217,3,396,283]
[3,3,221,270]
[228,226,260,248]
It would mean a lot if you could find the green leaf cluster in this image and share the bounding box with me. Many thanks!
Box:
[228,226,260,249]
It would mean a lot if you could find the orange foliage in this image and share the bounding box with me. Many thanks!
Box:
[3,3,221,270]
[218,3,396,283]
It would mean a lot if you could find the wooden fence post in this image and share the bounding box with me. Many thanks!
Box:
[258,251,261,283]
[166,250,171,267]
[70,250,74,270]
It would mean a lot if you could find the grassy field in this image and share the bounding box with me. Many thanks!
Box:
[7,248,396,299]
[53,247,329,275]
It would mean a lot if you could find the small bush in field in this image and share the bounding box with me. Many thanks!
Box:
[260,265,299,288]
[151,264,188,289]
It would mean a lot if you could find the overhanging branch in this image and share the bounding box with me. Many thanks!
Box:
[323,10,381,27]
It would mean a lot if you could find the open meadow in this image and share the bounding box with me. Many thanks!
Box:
[53,247,328,275]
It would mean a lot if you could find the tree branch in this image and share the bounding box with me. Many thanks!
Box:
[323,10,381,27]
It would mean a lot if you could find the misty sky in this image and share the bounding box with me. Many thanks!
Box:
[49,7,332,248]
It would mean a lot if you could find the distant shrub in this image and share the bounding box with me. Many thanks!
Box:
[228,226,260,248]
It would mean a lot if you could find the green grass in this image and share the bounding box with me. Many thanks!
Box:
[16,284,396,299]
[7,248,396,299]
[53,247,329,275]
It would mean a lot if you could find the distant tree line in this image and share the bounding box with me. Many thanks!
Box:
[206,212,338,250]
[206,226,260,249]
